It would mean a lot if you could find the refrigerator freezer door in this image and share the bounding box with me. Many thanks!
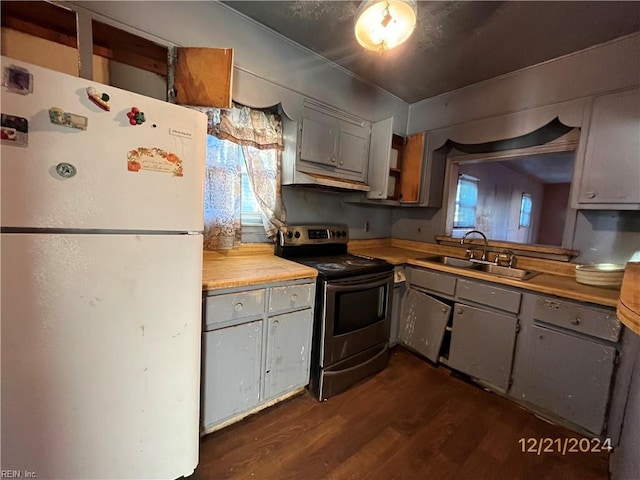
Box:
[1,233,203,479]
[1,57,205,232]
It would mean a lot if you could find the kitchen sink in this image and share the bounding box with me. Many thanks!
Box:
[415,256,478,269]
[476,263,539,280]
[415,256,540,280]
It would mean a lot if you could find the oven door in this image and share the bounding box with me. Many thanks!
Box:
[321,271,393,366]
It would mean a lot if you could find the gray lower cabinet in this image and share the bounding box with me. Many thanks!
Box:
[264,310,313,400]
[398,287,451,362]
[202,279,315,432]
[402,265,623,437]
[448,303,518,391]
[511,293,620,435]
[202,321,263,427]
[389,281,406,346]
[517,324,616,435]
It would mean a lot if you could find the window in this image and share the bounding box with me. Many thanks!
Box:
[205,134,262,228]
[453,175,479,228]
[240,159,263,226]
[519,193,533,228]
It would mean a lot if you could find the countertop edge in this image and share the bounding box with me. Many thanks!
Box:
[351,247,620,309]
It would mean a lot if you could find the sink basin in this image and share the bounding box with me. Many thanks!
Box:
[415,256,478,269]
[477,263,539,280]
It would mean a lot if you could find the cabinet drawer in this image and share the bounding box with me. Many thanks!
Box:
[534,297,620,342]
[457,279,521,314]
[205,289,266,330]
[409,268,456,296]
[269,283,315,314]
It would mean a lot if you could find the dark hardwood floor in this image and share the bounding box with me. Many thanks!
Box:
[190,347,609,480]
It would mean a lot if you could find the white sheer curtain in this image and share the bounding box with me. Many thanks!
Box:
[195,104,286,249]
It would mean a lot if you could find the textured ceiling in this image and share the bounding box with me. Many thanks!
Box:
[504,151,575,184]
[223,1,640,103]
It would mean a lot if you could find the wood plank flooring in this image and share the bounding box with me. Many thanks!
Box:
[189,347,609,480]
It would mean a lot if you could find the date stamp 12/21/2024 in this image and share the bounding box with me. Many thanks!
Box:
[519,437,613,455]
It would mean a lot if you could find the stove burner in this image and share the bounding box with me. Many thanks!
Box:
[314,263,347,272]
[344,257,377,267]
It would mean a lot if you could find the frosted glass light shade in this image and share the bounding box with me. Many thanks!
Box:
[354,0,417,52]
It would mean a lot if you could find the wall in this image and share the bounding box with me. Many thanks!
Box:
[408,33,640,133]
[572,211,640,264]
[393,34,640,262]
[1,27,109,83]
[537,184,571,246]
[70,1,408,132]
[282,187,392,240]
[454,163,544,244]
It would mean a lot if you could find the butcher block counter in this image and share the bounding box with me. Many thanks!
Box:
[202,248,317,291]
[349,239,621,309]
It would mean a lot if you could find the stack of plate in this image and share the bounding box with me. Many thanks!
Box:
[575,263,626,288]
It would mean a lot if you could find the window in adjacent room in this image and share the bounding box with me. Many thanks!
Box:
[519,192,533,228]
[453,175,479,229]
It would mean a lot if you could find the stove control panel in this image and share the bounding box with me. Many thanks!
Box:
[279,224,349,246]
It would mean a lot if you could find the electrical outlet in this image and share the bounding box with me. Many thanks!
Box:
[364,221,370,233]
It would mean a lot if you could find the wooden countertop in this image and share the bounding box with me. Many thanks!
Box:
[350,245,621,308]
[202,251,317,291]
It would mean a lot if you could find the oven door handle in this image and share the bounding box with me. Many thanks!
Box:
[326,275,392,293]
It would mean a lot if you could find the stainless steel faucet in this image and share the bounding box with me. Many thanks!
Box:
[460,230,488,261]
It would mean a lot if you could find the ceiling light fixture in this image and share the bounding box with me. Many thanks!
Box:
[354,0,417,53]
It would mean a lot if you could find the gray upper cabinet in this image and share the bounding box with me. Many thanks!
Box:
[367,117,394,199]
[298,99,370,183]
[448,303,518,391]
[398,288,451,362]
[574,87,640,209]
[300,115,338,168]
[517,324,617,435]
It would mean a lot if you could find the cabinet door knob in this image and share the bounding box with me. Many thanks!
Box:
[442,308,448,313]
[456,308,463,315]
[538,334,544,340]
[234,302,243,312]
[339,160,344,166]
[291,293,298,302]
[585,191,597,199]
[330,157,337,163]
[571,317,581,326]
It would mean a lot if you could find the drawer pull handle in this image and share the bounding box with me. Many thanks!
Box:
[291,293,298,302]
[234,302,243,312]
[571,317,581,326]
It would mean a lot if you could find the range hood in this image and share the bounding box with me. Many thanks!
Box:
[282,170,370,192]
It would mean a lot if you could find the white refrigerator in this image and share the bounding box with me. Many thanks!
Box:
[1,57,206,479]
